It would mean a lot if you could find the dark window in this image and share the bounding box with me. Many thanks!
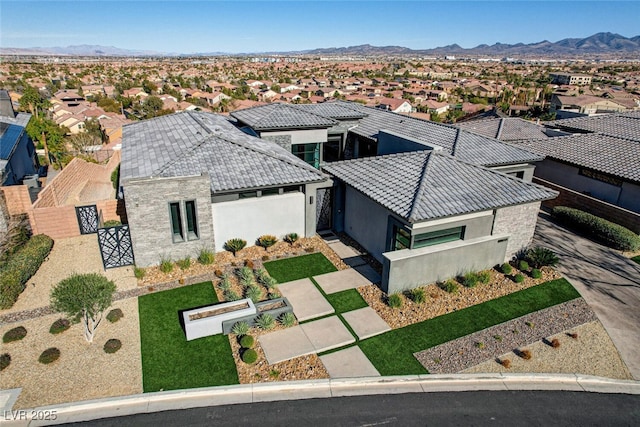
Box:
[239,191,257,199]
[413,226,465,248]
[169,202,184,242]
[292,143,320,168]
[579,168,623,187]
[283,185,301,193]
[507,171,525,179]
[393,226,410,251]
[185,200,198,240]
[260,188,280,196]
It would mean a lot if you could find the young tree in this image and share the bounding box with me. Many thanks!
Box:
[50,273,116,343]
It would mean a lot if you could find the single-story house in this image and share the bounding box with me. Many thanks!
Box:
[120,111,330,267]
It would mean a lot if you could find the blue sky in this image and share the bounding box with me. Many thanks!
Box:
[2,1,639,53]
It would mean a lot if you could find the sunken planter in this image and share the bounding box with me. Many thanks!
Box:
[183,298,257,341]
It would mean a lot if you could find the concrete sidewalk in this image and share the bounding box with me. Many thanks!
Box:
[533,212,640,380]
[4,374,639,426]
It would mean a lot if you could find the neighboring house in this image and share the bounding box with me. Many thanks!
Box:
[549,73,593,86]
[323,151,556,293]
[510,112,640,214]
[0,90,38,187]
[120,111,330,267]
[550,94,630,117]
[456,117,569,141]
[376,99,413,114]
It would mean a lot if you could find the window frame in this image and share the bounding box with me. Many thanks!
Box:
[413,226,465,248]
[184,200,199,241]
[168,201,184,243]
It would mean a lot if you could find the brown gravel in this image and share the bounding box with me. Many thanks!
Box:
[358,266,562,329]
[415,298,598,374]
[228,327,329,384]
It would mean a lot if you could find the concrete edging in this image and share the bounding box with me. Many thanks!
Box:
[4,374,639,426]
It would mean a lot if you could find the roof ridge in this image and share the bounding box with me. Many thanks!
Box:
[407,151,433,222]
[496,118,506,139]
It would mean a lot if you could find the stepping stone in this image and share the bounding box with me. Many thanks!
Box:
[343,255,367,268]
[342,307,391,340]
[354,263,381,284]
[327,240,360,259]
[320,346,380,378]
[314,268,372,294]
[278,278,334,321]
[300,316,355,353]
[259,326,315,364]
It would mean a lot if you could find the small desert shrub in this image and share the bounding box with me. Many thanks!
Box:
[262,255,270,261]
[225,238,247,256]
[224,290,241,301]
[244,259,254,269]
[304,247,314,253]
[263,276,278,289]
[176,257,191,270]
[103,338,122,354]
[214,269,224,278]
[198,247,215,265]
[410,288,427,304]
[462,272,479,288]
[0,353,10,371]
[240,276,255,289]
[477,270,491,284]
[514,273,525,283]
[284,233,299,245]
[567,332,579,339]
[499,359,511,369]
[268,290,281,299]
[526,246,559,268]
[38,347,60,364]
[133,266,145,279]
[231,321,250,336]
[255,313,276,330]
[3,326,27,343]
[440,279,459,294]
[241,348,258,364]
[501,263,513,275]
[518,260,530,271]
[239,334,255,348]
[238,266,254,281]
[493,335,503,342]
[257,235,277,251]
[518,349,532,360]
[387,293,403,308]
[103,219,122,227]
[475,341,485,349]
[531,268,542,279]
[49,318,71,334]
[106,308,124,323]
[245,285,263,303]
[269,369,280,379]
[218,277,232,291]
[255,268,269,283]
[551,338,561,348]
[525,321,535,328]
[159,257,173,273]
[279,312,296,327]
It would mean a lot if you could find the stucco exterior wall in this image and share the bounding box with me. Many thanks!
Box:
[492,201,541,260]
[124,174,214,267]
[381,235,509,293]
[411,210,494,240]
[343,186,392,262]
[211,192,305,252]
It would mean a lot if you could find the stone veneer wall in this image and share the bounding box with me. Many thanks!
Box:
[492,201,542,261]
[123,174,214,267]
[262,134,292,151]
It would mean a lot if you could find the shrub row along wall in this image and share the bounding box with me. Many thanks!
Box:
[534,177,640,234]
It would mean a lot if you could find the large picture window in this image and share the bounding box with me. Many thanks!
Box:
[292,143,320,168]
[413,226,465,248]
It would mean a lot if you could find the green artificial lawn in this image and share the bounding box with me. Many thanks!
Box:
[138,281,239,392]
[631,255,640,265]
[264,252,337,283]
[325,288,369,314]
[359,278,580,376]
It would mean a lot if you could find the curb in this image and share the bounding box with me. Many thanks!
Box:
[2,373,639,426]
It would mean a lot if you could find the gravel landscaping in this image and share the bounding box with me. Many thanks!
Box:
[415,298,598,374]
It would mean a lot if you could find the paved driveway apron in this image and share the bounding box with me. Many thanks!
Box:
[533,213,640,379]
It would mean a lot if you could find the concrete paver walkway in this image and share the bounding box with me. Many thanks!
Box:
[320,346,381,378]
[314,268,373,294]
[259,316,355,364]
[278,278,334,321]
[533,212,640,379]
[341,307,391,340]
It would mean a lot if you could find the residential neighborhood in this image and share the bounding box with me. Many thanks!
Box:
[1,15,640,425]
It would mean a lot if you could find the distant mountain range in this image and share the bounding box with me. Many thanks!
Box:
[1,32,639,57]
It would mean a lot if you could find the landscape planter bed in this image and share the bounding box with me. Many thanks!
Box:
[183,298,257,341]
[222,297,293,334]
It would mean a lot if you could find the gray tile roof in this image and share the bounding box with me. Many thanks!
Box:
[322,151,557,222]
[121,111,325,192]
[292,103,367,120]
[332,102,544,167]
[230,103,337,130]
[510,133,640,183]
[456,117,554,141]
[547,111,640,142]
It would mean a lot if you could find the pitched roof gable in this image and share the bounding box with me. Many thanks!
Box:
[323,151,557,222]
[230,103,337,130]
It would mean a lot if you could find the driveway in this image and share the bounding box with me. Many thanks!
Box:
[533,212,640,379]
